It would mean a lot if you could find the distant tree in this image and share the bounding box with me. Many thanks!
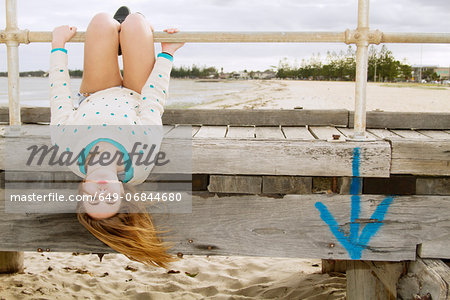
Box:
[69,70,83,77]
[398,64,412,81]
[422,69,439,81]
[170,65,218,78]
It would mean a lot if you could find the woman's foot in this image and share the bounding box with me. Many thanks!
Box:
[114,6,131,23]
[113,6,131,55]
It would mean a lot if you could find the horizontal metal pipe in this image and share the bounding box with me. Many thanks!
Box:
[26,31,347,43]
[1,30,450,44]
[381,32,450,44]
[1,30,449,44]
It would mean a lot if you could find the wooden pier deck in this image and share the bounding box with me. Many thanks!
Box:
[1,108,450,298]
[0,108,449,263]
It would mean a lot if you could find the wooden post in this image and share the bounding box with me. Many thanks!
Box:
[346,261,393,300]
[346,260,407,300]
[0,251,24,273]
[322,259,347,274]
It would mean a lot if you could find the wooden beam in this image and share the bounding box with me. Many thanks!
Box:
[418,237,450,260]
[1,192,449,261]
[262,176,312,194]
[208,175,262,194]
[390,140,450,176]
[398,258,450,300]
[2,108,450,129]
[321,259,347,274]
[190,139,390,177]
[416,177,450,195]
[164,109,349,126]
[0,129,392,177]
[349,111,450,130]
[0,107,349,126]
[0,251,23,274]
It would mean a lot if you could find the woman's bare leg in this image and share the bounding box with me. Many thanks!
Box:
[79,13,123,95]
[120,13,156,94]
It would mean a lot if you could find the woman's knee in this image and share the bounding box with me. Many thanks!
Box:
[88,12,120,33]
[121,13,152,33]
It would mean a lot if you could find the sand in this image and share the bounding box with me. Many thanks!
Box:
[0,253,345,299]
[191,80,450,112]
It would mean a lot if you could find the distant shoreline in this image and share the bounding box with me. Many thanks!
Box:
[1,79,448,112]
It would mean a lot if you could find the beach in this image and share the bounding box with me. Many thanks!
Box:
[190,79,450,112]
[1,78,449,112]
[1,79,449,299]
[0,253,345,299]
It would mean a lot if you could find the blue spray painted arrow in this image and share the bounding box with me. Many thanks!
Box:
[314,147,394,259]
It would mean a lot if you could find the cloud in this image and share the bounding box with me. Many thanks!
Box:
[0,0,449,72]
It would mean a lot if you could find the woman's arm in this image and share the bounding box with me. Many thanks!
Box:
[138,28,184,125]
[49,25,77,126]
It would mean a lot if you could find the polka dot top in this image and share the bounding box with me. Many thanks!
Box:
[48,49,173,185]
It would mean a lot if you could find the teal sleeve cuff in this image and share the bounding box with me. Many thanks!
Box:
[51,48,67,54]
[157,52,173,62]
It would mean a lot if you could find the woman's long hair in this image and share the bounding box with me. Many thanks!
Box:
[76,182,177,268]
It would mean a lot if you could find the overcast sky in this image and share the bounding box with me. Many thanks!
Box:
[1,0,449,72]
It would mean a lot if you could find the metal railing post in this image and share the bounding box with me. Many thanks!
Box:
[352,0,370,140]
[5,0,21,127]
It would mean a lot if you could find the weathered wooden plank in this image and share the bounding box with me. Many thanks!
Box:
[193,125,227,138]
[262,176,312,194]
[390,140,450,176]
[226,126,255,139]
[398,258,450,300]
[164,125,199,139]
[0,132,392,177]
[349,111,450,130]
[3,107,450,129]
[281,126,315,140]
[338,128,379,140]
[309,126,345,141]
[417,130,450,139]
[346,261,392,300]
[391,129,431,139]
[0,107,50,124]
[191,139,391,177]
[367,129,402,140]
[208,175,261,194]
[162,109,349,126]
[0,124,50,136]
[0,108,349,126]
[416,177,450,195]
[254,126,285,139]
[1,192,449,261]
[163,125,174,135]
[418,236,450,260]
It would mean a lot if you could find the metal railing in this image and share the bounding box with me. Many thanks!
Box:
[1,0,450,139]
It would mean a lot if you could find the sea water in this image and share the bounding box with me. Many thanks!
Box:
[0,77,253,108]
